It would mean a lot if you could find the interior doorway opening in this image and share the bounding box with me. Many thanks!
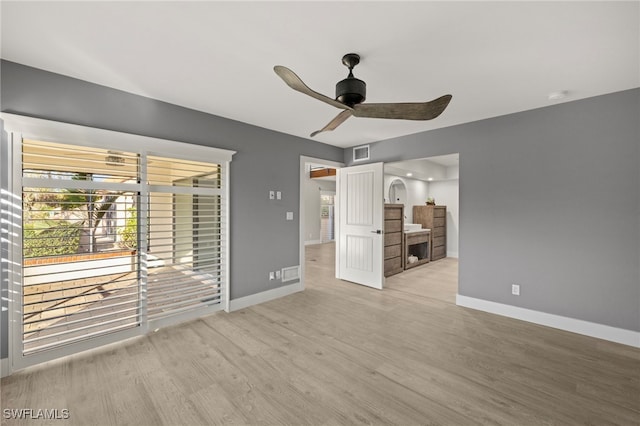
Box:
[299,156,343,290]
[384,153,460,293]
[300,153,459,296]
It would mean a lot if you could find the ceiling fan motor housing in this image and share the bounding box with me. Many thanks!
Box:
[274,52,452,137]
[336,77,366,106]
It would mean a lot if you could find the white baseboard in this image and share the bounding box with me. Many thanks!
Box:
[304,240,322,246]
[456,295,640,348]
[447,250,459,259]
[229,281,304,312]
[1,357,9,378]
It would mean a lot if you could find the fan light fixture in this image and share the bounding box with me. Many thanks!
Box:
[274,53,452,137]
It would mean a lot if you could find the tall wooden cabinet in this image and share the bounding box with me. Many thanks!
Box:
[384,204,404,276]
[413,205,447,261]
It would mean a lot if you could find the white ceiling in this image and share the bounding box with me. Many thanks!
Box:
[1,1,638,148]
[386,154,460,182]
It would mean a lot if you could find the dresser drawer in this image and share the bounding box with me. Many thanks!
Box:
[432,245,446,259]
[434,207,446,218]
[384,244,401,260]
[405,232,430,245]
[433,217,445,227]
[384,257,402,274]
[384,207,402,220]
[432,227,445,238]
[384,232,402,246]
[384,219,402,233]
[432,236,446,247]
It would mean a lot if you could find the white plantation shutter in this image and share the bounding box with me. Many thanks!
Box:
[145,156,225,326]
[16,134,231,362]
[21,141,141,355]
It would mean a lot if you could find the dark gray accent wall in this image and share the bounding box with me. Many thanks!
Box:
[346,88,640,332]
[0,60,344,358]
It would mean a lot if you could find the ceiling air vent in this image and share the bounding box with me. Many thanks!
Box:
[353,144,370,162]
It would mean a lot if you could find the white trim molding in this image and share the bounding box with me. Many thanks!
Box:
[0,113,236,163]
[456,294,640,348]
[1,358,9,378]
[229,281,303,312]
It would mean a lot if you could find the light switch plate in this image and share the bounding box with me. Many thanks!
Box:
[511,284,520,296]
[286,211,294,220]
[269,191,275,200]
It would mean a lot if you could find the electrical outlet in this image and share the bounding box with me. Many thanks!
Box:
[276,191,282,200]
[269,271,275,280]
[511,284,520,296]
[275,270,281,279]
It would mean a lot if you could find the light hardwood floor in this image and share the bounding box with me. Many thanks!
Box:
[2,242,639,425]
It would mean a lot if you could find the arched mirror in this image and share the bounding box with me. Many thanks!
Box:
[388,179,407,205]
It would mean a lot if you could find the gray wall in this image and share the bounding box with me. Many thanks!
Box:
[346,88,640,332]
[0,60,344,358]
[1,59,638,365]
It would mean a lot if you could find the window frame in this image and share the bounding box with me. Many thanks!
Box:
[1,113,235,373]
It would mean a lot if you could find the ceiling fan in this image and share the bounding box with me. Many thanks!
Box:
[274,53,452,137]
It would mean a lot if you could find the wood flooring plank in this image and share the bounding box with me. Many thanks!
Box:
[192,318,333,425]
[186,382,249,426]
[247,304,478,425]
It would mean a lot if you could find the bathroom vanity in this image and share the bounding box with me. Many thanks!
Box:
[385,203,447,277]
[404,229,431,269]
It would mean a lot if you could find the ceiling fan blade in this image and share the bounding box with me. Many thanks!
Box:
[352,94,452,120]
[274,65,352,111]
[310,110,353,137]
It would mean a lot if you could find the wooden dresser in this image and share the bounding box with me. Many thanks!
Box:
[383,204,404,276]
[413,205,447,261]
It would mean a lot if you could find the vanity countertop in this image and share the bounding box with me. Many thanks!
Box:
[405,228,431,234]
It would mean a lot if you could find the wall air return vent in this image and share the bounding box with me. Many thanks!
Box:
[281,266,301,283]
[353,144,370,162]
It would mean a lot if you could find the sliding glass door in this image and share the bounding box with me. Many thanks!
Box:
[3,118,233,371]
[21,140,142,356]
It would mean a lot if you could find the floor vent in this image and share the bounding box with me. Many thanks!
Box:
[281,266,300,283]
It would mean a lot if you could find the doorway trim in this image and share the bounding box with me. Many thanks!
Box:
[299,156,344,291]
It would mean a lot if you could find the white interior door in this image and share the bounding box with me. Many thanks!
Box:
[336,162,384,289]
